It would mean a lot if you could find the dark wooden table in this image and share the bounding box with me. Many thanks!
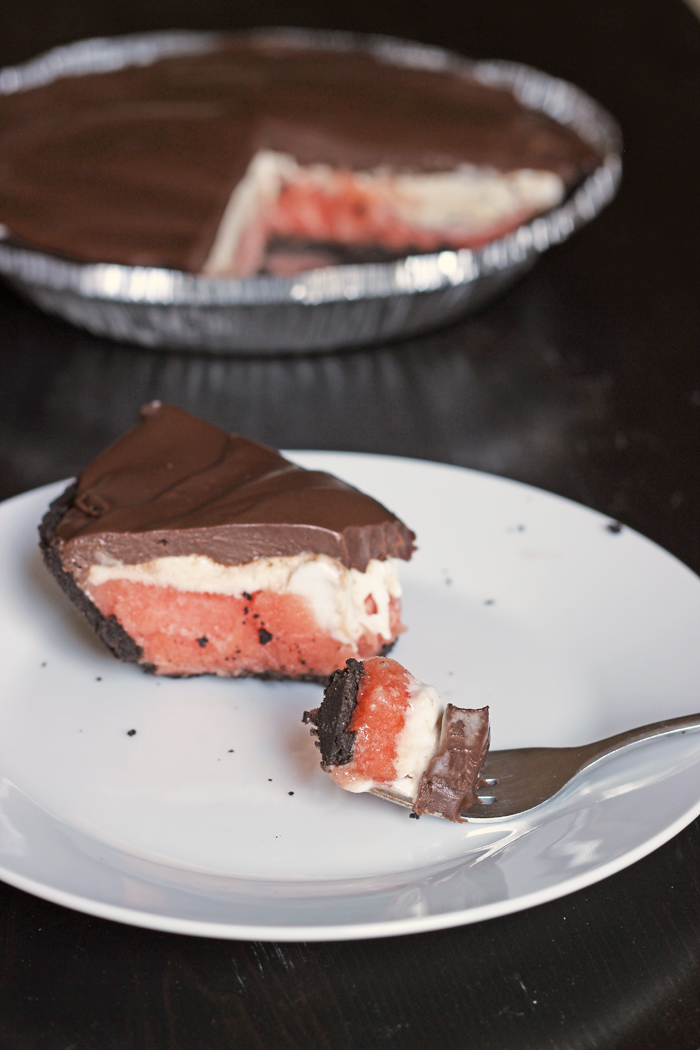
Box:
[2,1,700,1047]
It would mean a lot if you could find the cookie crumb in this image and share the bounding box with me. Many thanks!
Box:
[127,729,137,737]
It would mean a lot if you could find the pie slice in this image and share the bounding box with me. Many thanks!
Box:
[39,403,415,680]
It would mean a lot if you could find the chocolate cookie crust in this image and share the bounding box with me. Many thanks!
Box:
[303,658,364,767]
[39,481,147,667]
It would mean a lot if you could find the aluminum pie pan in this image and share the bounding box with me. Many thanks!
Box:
[0,29,622,355]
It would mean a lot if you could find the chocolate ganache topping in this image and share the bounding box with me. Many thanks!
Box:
[48,403,415,581]
[0,38,600,271]
[413,705,491,821]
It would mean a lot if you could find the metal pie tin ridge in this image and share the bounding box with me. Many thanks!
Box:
[0,29,622,354]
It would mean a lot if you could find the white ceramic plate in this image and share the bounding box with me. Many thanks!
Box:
[1,455,699,942]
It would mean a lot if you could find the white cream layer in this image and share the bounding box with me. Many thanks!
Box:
[343,673,444,799]
[203,151,299,276]
[388,166,563,231]
[391,678,444,799]
[86,552,402,648]
[202,149,565,276]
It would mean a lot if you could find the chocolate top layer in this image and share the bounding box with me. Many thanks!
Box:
[413,705,490,822]
[51,402,415,577]
[0,37,600,271]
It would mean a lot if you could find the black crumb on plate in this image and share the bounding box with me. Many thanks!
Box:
[288,791,294,796]
[228,749,234,753]
[127,729,137,737]
[484,599,495,605]
[41,662,47,667]
[95,677,102,681]
[606,521,623,534]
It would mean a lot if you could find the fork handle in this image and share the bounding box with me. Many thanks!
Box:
[577,711,700,769]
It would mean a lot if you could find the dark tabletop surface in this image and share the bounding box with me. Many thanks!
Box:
[2,0,700,1047]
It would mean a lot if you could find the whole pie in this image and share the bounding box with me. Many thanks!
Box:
[0,36,600,277]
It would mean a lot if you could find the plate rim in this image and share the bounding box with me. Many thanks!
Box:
[2,794,700,942]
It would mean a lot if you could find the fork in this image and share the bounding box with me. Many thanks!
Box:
[370,710,700,820]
